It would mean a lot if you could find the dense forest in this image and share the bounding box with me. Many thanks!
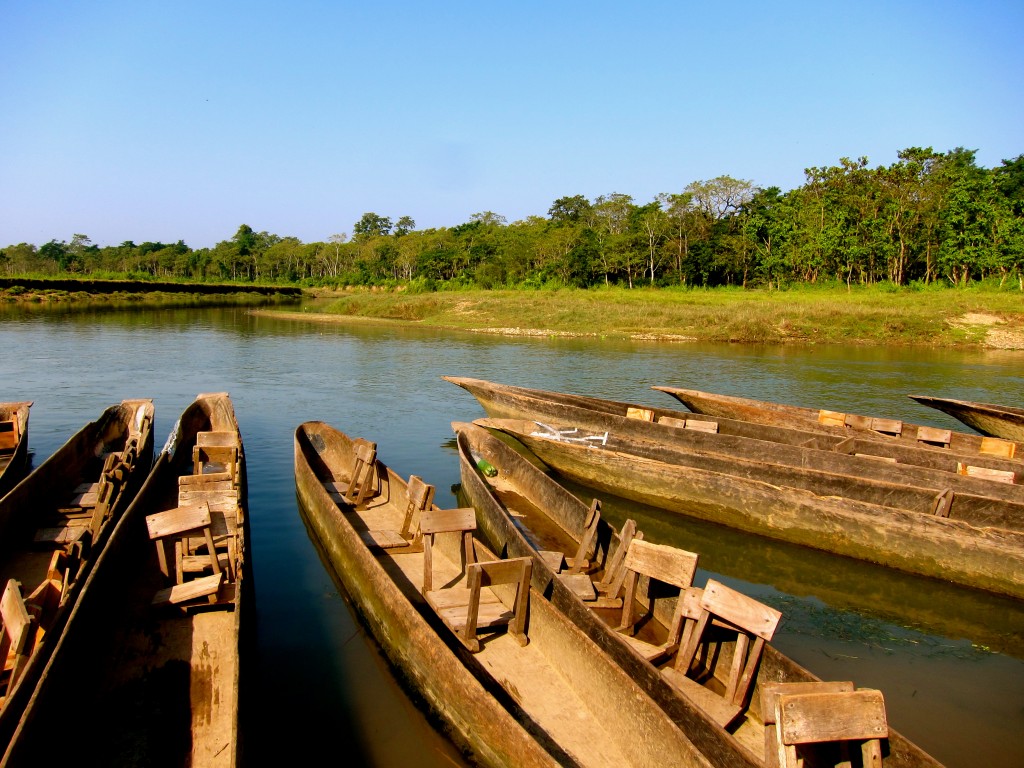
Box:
[3,147,1022,291]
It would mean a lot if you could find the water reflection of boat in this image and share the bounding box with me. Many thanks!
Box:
[477,416,1024,601]
[5,393,249,767]
[294,420,714,768]
[444,376,1023,482]
[454,420,944,768]
[0,399,154,753]
[0,402,31,498]
[909,395,1024,443]
[654,385,1023,460]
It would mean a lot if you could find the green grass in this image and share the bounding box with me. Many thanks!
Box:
[308,284,1023,347]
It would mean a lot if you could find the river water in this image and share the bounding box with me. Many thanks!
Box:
[1,302,1022,767]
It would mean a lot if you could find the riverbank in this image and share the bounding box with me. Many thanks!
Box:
[257,286,1024,349]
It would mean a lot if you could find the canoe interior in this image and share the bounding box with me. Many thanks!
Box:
[653,385,1024,458]
[454,421,944,768]
[0,402,31,497]
[3,393,248,768]
[294,421,715,768]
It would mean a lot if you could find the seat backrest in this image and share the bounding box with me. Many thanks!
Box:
[402,475,435,539]
[595,519,641,598]
[0,580,36,696]
[617,540,699,644]
[566,498,601,575]
[774,688,888,768]
[420,507,477,593]
[345,439,377,507]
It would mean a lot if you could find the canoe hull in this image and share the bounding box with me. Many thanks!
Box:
[910,395,1024,443]
[294,424,561,768]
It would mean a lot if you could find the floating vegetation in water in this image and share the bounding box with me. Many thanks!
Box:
[763,593,994,661]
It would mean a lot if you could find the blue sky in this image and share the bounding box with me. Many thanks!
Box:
[1,1,1021,248]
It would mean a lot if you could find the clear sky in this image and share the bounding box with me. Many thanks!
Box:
[1,1,1021,249]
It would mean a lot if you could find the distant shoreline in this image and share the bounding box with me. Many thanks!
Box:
[250,289,1024,350]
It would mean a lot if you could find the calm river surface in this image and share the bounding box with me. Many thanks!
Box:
[2,302,1022,767]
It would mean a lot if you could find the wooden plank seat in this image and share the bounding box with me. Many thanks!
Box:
[0,421,18,454]
[359,475,433,554]
[146,502,231,606]
[761,681,856,768]
[915,425,951,449]
[0,580,36,700]
[420,507,531,652]
[844,414,902,437]
[980,436,1015,459]
[956,463,1016,484]
[661,578,783,729]
[33,524,89,547]
[657,415,720,433]
[611,539,699,665]
[772,687,889,768]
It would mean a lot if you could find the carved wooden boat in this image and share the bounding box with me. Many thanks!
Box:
[4,393,249,767]
[293,420,724,768]
[909,395,1024,443]
[0,402,31,499]
[453,420,943,768]
[445,377,1024,509]
[653,385,1023,460]
[0,398,154,754]
[476,416,1024,601]
[444,376,1024,481]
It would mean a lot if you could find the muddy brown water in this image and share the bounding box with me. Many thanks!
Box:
[2,303,1022,767]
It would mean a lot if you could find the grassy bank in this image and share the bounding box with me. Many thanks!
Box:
[276,284,1024,348]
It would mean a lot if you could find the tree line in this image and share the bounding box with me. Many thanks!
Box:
[3,146,1022,290]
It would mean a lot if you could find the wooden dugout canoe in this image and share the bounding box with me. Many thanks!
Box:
[453,421,943,768]
[443,376,1024,481]
[653,385,1024,461]
[909,395,1024,443]
[294,420,718,768]
[444,377,1024,518]
[3,393,250,768]
[477,416,1024,601]
[0,398,154,753]
[0,402,32,499]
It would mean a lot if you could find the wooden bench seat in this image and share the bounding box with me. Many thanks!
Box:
[147,502,233,607]
[419,507,531,652]
[662,579,782,729]
[770,686,888,767]
[358,475,433,554]
[612,539,699,665]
